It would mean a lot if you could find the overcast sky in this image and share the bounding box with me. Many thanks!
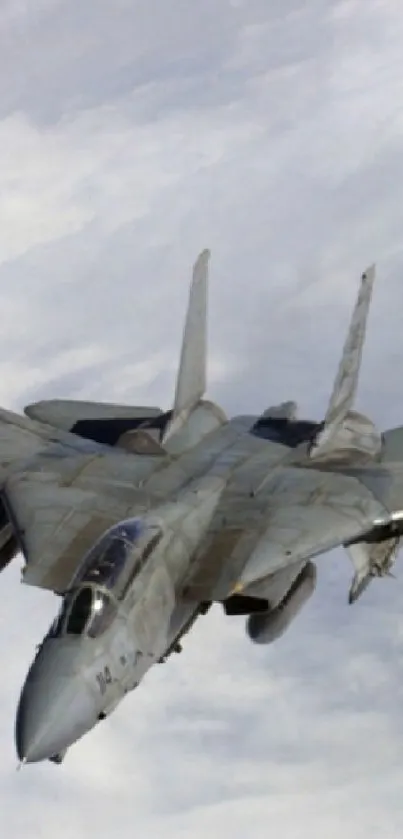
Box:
[1,1,403,836]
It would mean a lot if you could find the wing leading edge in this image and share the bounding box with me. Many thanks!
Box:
[3,454,141,593]
[181,464,391,602]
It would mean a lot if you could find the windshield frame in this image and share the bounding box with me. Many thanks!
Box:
[70,518,163,601]
[51,583,119,639]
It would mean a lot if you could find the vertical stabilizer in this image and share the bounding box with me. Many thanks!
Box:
[161,250,210,444]
[309,265,376,459]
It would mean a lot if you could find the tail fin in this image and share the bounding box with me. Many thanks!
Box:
[161,249,210,444]
[309,265,377,460]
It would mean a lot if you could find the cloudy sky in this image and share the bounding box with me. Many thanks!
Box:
[1,0,403,835]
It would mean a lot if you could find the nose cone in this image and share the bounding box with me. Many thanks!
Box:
[16,638,97,764]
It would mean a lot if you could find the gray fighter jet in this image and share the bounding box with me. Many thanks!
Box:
[0,252,402,766]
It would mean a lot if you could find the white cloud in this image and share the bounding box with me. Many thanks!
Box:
[1,0,403,836]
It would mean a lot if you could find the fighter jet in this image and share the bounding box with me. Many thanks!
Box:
[0,251,402,766]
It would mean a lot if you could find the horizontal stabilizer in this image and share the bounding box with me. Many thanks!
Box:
[25,400,162,430]
[347,535,400,603]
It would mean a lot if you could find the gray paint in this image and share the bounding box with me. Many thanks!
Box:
[2,252,403,765]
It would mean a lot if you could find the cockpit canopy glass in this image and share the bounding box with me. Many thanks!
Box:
[50,517,163,640]
[53,586,117,639]
[65,586,92,635]
[71,517,163,601]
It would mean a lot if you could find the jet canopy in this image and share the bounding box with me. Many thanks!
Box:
[50,585,117,639]
[71,517,163,600]
[51,518,163,639]
[67,587,116,638]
